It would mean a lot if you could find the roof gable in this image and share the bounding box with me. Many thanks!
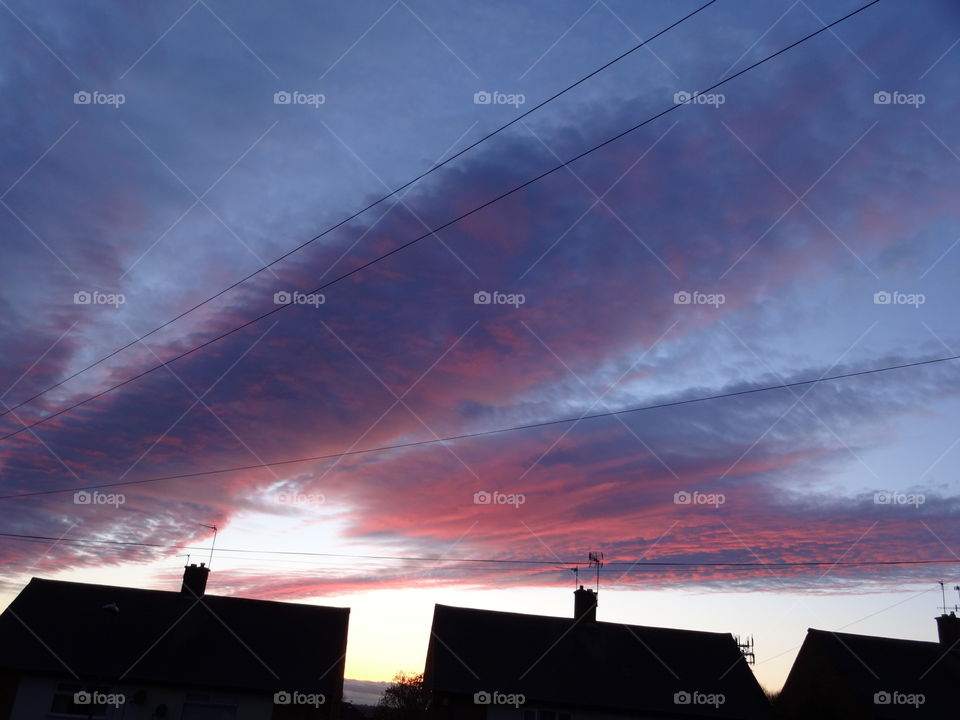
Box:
[425,604,772,719]
[0,578,349,694]
[779,628,960,719]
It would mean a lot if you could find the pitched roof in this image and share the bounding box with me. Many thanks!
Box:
[0,577,349,695]
[779,628,960,719]
[424,604,772,719]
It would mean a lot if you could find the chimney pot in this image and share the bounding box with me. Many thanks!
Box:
[574,584,597,622]
[181,563,210,598]
[936,612,960,648]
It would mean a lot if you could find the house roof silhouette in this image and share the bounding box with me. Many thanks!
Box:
[424,603,772,719]
[0,576,349,696]
[778,627,960,719]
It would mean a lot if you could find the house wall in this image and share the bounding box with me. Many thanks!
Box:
[5,674,280,720]
[776,640,869,720]
[488,706,669,720]
[0,673,17,720]
[433,695,716,720]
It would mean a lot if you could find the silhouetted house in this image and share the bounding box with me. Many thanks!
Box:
[424,587,772,720]
[0,564,349,720]
[777,614,960,719]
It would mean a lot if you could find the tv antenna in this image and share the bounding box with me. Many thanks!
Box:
[200,524,218,568]
[735,635,756,665]
[588,551,604,592]
[936,580,960,614]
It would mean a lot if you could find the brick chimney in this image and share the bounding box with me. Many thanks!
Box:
[936,612,960,648]
[181,563,209,598]
[574,585,597,622]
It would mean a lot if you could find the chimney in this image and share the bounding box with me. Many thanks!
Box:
[181,563,209,598]
[936,612,960,648]
[574,585,597,622]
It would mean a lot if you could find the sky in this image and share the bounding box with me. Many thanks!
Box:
[2,0,960,694]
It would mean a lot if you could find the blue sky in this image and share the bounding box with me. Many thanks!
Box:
[2,0,960,689]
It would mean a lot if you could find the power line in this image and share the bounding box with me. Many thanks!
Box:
[0,532,955,569]
[0,0,881,443]
[1,347,952,501]
[0,1,719,424]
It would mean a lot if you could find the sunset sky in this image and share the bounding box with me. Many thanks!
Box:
[2,0,960,692]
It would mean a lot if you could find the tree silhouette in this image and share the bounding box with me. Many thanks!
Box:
[374,672,429,720]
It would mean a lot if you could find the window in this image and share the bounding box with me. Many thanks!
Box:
[179,703,238,720]
[49,682,109,719]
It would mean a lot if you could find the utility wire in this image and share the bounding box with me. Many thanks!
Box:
[0,532,954,569]
[0,1,719,423]
[0,346,951,501]
[0,0,881,443]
